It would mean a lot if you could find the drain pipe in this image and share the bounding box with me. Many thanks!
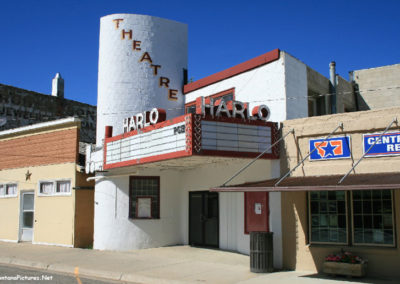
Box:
[330,61,337,114]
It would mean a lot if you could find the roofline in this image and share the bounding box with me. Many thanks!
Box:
[0,83,96,108]
[0,117,81,137]
[183,49,280,94]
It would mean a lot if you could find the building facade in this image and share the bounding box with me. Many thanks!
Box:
[0,118,94,248]
[280,107,400,278]
[87,13,359,270]
[214,107,400,278]
[350,63,400,110]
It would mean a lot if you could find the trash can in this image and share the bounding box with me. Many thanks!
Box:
[250,231,273,273]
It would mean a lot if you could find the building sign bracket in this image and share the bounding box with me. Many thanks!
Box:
[275,123,344,187]
[338,117,398,184]
[221,128,294,187]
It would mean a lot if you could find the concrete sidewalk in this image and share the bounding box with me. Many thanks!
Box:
[0,242,396,284]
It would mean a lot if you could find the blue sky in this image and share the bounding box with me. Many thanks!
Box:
[0,0,399,106]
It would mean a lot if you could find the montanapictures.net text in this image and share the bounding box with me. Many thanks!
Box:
[0,274,53,281]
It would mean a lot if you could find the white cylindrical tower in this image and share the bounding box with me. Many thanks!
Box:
[96,14,188,145]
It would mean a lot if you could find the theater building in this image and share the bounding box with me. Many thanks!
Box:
[213,107,400,278]
[0,117,94,248]
[87,13,356,269]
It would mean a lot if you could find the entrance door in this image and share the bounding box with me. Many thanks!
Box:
[189,191,219,247]
[20,192,34,242]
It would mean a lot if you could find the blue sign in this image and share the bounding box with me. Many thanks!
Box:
[363,132,400,157]
[309,136,351,160]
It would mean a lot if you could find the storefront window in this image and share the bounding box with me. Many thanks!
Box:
[352,190,394,246]
[309,190,395,247]
[309,191,347,244]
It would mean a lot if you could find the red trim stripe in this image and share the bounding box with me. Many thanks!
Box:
[183,49,280,94]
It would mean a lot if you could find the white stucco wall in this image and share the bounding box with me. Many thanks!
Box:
[180,159,279,255]
[184,55,287,122]
[183,51,309,268]
[97,14,187,145]
[93,159,278,254]
[283,53,308,120]
[93,169,183,250]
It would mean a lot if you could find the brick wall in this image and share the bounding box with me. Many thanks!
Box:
[0,127,78,170]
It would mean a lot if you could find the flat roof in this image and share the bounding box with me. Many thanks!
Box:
[0,117,80,138]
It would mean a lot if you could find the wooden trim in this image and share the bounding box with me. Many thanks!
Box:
[183,49,280,94]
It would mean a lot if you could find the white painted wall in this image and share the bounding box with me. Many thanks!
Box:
[283,53,308,120]
[94,159,276,254]
[93,169,183,250]
[97,14,188,145]
[185,56,287,122]
[183,51,309,268]
[180,159,278,255]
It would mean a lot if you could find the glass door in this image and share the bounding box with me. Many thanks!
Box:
[189,191,219,247]
[20,192,34,242]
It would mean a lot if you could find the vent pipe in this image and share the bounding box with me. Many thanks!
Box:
[52,73,64,98]
[329,62,336,114]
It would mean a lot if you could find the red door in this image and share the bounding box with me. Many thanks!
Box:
[245,192,269,233]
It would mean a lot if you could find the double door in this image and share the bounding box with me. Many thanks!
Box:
[189,191,219,247]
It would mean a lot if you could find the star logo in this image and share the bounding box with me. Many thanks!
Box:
[25,170,32,181]
[314,140,343,158]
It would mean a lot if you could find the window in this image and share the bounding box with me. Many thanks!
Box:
[309,190,396,247]
[185,88,235,114]
[352,190,394,246]
[0,183,18,197]
[39,180,71,196]
[308,91,327,117]
[309,191,347,244]
[129,176,160,219]
[56,181,71,193]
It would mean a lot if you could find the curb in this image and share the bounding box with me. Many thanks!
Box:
[0,257,192,283]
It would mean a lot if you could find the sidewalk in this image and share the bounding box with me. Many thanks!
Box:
[0,242,396,284]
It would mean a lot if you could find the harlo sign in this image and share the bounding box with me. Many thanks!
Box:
[123,96,271,133]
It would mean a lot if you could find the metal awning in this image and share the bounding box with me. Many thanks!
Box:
[211,172,400,192]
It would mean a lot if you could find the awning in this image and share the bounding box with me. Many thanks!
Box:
[211,172,400,192]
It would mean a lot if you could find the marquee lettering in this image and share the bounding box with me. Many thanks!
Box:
[195,96,271,121]
[123,108,166,133]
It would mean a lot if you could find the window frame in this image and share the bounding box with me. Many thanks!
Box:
[185,88,235,114]
[308,191,349,245]
[37,179,72,197]
[0,183,18,198]
[129,176,160,220]
[351,190,396,247]
[308,190,396,248]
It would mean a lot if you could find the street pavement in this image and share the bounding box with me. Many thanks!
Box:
[0,242,397,284]
[0,264,122,284]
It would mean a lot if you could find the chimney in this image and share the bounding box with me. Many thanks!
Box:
[52,73,64,98]
[329,61,336,114]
